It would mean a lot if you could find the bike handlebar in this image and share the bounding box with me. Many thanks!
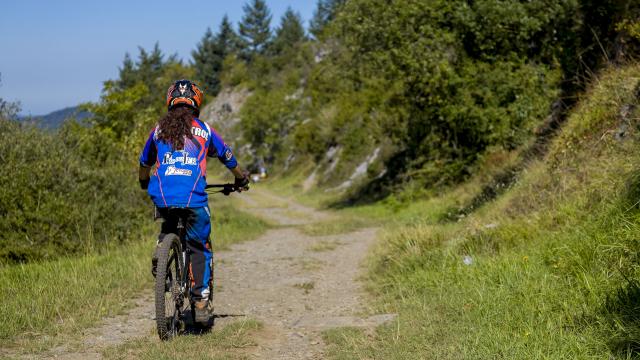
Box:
[205,183,245,196]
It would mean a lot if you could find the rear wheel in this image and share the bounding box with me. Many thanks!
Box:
[154,234,183,341]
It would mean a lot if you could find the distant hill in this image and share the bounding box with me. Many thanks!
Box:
[23,106,92,129]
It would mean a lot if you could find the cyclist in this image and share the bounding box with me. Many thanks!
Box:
[138,79,249,322]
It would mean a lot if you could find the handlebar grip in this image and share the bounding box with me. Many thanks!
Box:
[205,183,236,195]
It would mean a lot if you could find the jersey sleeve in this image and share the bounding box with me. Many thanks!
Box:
[207,127,238,169]
[139,128,158,167]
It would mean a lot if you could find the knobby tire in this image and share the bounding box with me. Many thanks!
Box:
[154,234,183,341]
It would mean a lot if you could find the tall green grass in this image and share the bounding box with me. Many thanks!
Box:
[210,202,271,250]
[324,65,640,358]
[0,233,153,351]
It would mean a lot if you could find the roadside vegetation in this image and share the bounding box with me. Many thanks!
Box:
[0,237,152,352]
[322,65,640,359]
[211,202,271,250]
[0,117,149,263]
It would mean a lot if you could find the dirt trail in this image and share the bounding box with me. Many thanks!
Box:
[28,188,390,359]
[216,189,391,359]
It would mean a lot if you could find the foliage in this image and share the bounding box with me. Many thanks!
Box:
[618,19,640,40]
[316,0,571,186]
[309,0,345,39]
[271,7,306,56]
[118,43,175,98]
[86,45,193,143]
[238,0,272,60]
[232,0,640,196]
[192,28,222,95]
[219,54,250,88]
[0,97,20,120]
[0,118,149,263]
[217,15,241,54]
[192,15,239,96]
[323,65,640,359]
[240,85,301,161]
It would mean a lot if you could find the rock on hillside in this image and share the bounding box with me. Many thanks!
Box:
[199,87,250,148]
[200,86,385,191]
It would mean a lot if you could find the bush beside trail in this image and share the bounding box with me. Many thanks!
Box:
[0,119,148,263]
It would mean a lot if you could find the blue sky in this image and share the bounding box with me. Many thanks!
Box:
[0,0,316,116]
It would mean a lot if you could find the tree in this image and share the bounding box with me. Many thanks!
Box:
[192,15,240,95]
[118,53,137,90]
[272,7,306,55]
[238,0,273,59]
[309,0,345,38]
[136,43,165,85]
[135,42,176,100]
[217,15,240,55]
[192,27,223,94]
[89,44,191,138]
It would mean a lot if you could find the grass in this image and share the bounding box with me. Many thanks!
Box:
[0,196,270,355]
[101,318,263,360]
[210,202,271,250]
[298,258,325,271]
[294,281,315,294]
[0,232,154,352]
[322,327,370,360]
[307,239,342,252]
[301,215,375,236]
[321,65,640,358]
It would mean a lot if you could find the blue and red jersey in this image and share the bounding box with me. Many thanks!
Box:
[139,117,237,208]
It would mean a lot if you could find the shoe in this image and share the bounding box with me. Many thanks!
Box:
[194,299,211,324]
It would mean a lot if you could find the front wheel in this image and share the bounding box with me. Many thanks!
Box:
[154,234,184,340]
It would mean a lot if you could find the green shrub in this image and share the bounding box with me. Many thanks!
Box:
[0,119,148,263]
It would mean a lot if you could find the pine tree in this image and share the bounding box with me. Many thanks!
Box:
[118,53,137,89]
[192,16,240,95]
[192,27,223,94]
[238,0,273,59]
[217,15,240,55]
[136,43,165,89]
[272,7,306,55]
[309,0,345,38]
[114,44,168,95]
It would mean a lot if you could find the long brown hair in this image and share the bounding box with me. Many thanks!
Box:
[157,106,194,150]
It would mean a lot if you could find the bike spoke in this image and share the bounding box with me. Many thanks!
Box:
[155,236,187,340]
[164,247,184,335]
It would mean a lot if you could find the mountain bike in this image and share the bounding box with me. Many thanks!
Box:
[154,183,239,341]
